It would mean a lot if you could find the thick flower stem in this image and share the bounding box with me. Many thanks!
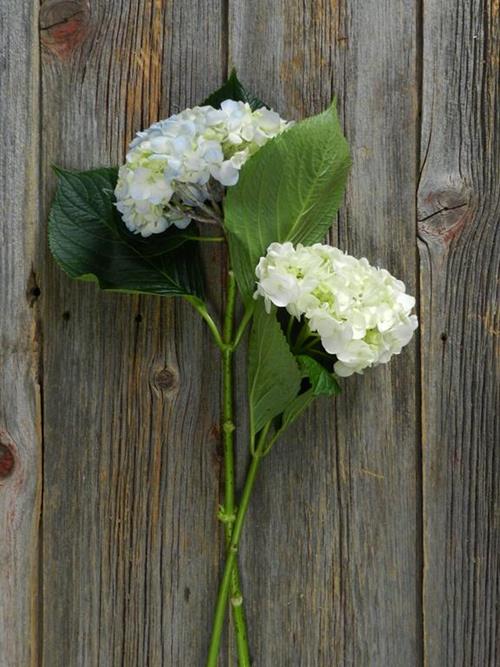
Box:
[206,434,265,667]
[186,275,253,665]
[221,271,251,666]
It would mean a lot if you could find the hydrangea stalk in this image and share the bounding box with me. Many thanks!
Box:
[47,75,418,667]
[220,270,250,666]
[186,278,253,667]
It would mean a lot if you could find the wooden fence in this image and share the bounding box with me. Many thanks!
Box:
[0,1,498,665]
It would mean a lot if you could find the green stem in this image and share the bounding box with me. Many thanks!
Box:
[286,314,295,343]
[293,321,314,351]
[185,296,225,351]
[187,277,254,664]
[206,429,268,667]
[184,235,225,242]
[221,271,251,667]
[300,336,322,354]
[233,301,255,350]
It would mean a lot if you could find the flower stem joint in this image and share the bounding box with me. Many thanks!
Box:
[217,505,236,525]
[223,420,236,435]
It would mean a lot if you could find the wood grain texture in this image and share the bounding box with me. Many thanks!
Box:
[418,0,500,665]
[334,2,421,664]
[0,2,42,666]
[229,1,421,664]
[0,0,497,665]
[39,1,227,664]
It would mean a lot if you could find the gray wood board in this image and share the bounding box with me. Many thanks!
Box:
[39,1,227,664]
[418,0,500,665]
[0,2,42,665]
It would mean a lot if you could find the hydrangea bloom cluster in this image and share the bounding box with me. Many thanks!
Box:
[115,100,290,237]
[255,242,418,377]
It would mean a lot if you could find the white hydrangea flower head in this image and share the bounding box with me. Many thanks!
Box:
[255,242,418,377]
[115,102,291,237]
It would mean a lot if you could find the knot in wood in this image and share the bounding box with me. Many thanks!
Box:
[417,185,472,246]
[40,0,91,59]
[0,442,15,480]
[27,270,41,306]
[153,367,178,392]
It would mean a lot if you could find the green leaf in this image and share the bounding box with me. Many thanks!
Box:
[296,355,341,396]
[224,102,351,300]
[281,389,315,430]
[261,389,315,454]
[202,68,267,110]
[248,302,301,438]
[48,167,204,298]
[263,347,341,452]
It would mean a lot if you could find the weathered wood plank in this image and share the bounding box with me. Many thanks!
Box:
[229,1,421,664]
[418,0,500,664]
[0,2,41,666]
[39,1,226,664]
[13,0,496,664]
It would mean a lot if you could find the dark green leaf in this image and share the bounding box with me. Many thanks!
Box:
[297,355,341,396]
[224,102,351,300]
[202,68,267,110]
[248,302,301,438]
[48,167,204,298]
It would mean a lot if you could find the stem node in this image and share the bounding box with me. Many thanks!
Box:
[223,420,236,434]
[217,506,236,525]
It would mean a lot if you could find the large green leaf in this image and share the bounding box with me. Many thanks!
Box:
[48,167,204,298]
[248,303,301,439]
[297,355,341,396]
[202,69,267,110]
[224,102,350,300]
